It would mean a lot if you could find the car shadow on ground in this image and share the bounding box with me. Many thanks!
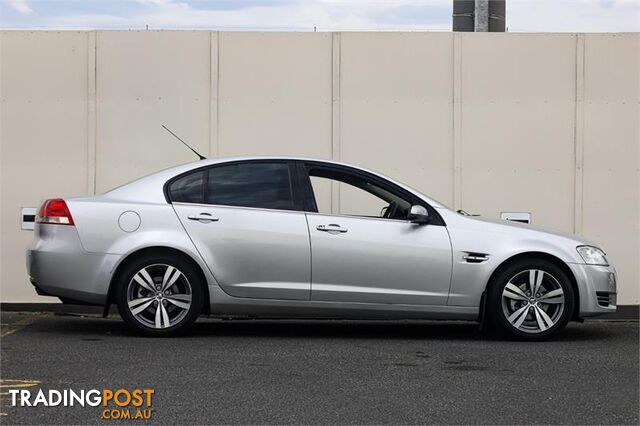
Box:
[12,312,618,342]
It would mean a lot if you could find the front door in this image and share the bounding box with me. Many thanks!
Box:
[169,161,310,300]
[301,163,452,305]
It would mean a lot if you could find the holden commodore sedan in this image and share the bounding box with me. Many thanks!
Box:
[27,157,617,339]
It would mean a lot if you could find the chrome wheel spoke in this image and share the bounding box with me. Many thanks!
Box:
[129,296,153,309]
[161,302,170,328]
[533,305,547,331]
[538,287,565,305]
[505,283,527,298]
[502,269,565,334]
[538,296,564,304]
[129,263,192,330]
[161,266,182,292]
[167,293,191,302]
[154,302,163,328]
[165,296,191,310]
[507,304,530,328]
[538,288,563,300]
[133,269,156,293]
[130,299,154,316]
[529,270,544,296]
[534,305,555,330]
[161,266,175,291]
[503,283,528,301]
[154,301,170,329]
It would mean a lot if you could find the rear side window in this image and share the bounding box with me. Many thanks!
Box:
[205,163,294,211]
[169,170,204,204]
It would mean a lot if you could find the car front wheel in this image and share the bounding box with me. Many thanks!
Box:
[488,259,575,340]
[116,255,203,336]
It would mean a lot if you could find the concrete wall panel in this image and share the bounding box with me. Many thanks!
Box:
[339,32,454,212]
[1,31,89,302]
[460,34,577,233]
[0,31,638,305]
[217,32,332,159]
[95,31,211,193]
[582,34,639,304]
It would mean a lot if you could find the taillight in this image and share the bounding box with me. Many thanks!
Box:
[36,199,75,225]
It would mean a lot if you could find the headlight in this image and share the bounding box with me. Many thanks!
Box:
[577,245,609,266]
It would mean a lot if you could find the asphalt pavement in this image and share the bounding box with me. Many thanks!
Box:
[0,311,638,425]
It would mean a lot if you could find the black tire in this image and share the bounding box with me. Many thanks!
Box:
[116,254,203,336]
[487,258,575,340]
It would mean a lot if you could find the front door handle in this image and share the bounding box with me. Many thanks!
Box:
[188,213,219,223]
[316,224,348,233]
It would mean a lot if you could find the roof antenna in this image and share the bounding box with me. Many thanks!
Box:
[161,124,206,160]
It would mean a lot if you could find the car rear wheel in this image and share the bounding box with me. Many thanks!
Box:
[116,255,203,336]
[488,259,575,340]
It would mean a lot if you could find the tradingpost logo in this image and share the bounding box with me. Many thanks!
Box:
[8,388,155,420]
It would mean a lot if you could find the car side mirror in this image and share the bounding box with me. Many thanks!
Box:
[408,205,430,224]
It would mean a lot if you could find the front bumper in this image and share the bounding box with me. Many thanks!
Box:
[568,262,618,317]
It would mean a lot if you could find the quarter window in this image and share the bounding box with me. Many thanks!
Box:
[169,170,204,204]
[169,163,296,210]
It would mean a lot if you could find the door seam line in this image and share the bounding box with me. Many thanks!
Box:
[304,213,313,301]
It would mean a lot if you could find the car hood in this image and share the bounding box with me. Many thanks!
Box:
[440,209,603,251]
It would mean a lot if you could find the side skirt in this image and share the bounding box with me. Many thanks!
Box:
[208,286,478,321]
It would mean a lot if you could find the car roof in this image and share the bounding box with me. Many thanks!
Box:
[101,156,446,208]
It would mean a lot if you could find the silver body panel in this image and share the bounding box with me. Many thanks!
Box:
[27,225,119,305]
[173,203,311,300]
[26,156,617,320]
[305,213,452,305]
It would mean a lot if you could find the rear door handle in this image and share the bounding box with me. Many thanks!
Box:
[316,224,348,233]
[188,213,219,223]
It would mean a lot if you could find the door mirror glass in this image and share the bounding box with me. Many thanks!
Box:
[408,205,430,224]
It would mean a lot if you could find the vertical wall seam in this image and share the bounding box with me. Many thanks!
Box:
[331,32,341,214]
[86,31,97,195]
[453,33,463,210]
[93,31,98,194]
[216,32,221,157]
[574,33,586,235]
[330,33,334,162]
[209,31,219,158]
[208,31,212,157]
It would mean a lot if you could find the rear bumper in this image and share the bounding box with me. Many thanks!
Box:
[568,262,618,318]
[26,225,120,305]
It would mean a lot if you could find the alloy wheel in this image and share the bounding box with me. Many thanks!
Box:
[126,264,193,329]
[501,269,565,334]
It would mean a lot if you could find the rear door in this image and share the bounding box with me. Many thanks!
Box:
[170,161,311,300]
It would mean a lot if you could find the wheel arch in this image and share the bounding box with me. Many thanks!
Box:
[479,251,580,325]
[104,246,210,317]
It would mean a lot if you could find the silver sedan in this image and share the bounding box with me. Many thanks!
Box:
[27,157,617,339]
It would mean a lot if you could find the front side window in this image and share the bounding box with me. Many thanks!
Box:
[307,167,412,220]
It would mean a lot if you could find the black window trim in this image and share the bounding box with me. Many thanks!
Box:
[296,160,446,226]
[164,159,305,213]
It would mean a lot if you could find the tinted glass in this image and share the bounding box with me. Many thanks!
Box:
[169,170,204,203]
[308,167,411,220]
[204,163,294,210]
